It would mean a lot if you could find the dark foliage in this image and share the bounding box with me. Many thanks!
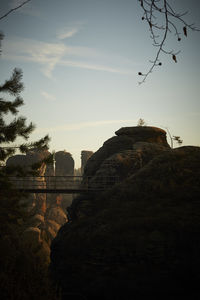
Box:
[0,68,50,163]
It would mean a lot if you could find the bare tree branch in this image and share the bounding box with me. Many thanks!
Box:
[138,0,200,84]
[0,0,31,21]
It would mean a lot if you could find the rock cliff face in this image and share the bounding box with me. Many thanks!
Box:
[115,126,169,145]
[81,150,93,174]
[77,126,170,218]
[55,151,74,176]
[50,127,200,299]
[84,126,169,177]
[6,149,74,262]
[7,150,49,214]
[46,151,75,210]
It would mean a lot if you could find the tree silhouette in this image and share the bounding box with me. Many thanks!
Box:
[0,1,50,168]
[0,68,50,171]
[172,135,183,146]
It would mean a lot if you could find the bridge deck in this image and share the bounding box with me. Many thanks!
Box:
[14,188,104,194]
[7,175,118,194]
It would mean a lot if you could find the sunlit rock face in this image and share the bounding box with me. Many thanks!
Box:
[84,126,170,179]
[53,151,75,209]
[6,149,75,212]
[76,127,170,218]
[45,151,75,208]
[115,126,169,146]
[45,200,68,247]
[6,150,70,262]
[6,150,50,214]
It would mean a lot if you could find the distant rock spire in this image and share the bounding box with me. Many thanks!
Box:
[81,150,93,175]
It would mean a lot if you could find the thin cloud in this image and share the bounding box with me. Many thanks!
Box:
[57,28,79,40]
[35,120,134,133]
[57,22,85,40]
[2,36,135,77]
[2,37,66,78]
[60,59,132,74]
[41,91,56,101]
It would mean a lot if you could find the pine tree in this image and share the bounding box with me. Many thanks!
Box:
[0,71,58,298]
[0,68,50,182]
[0,68,51,261]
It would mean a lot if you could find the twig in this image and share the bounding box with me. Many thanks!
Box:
[0,0,31,21]
[138,0,200,84]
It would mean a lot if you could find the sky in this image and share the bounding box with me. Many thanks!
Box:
[0,0,200,168]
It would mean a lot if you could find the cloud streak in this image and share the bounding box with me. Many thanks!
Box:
[57,22,85,40]
[3,38,67,78]
[57,27,79,40]
[41,91,56,101]
[2,36,134,77]
[35,120,134,133]
[60,59,131,74]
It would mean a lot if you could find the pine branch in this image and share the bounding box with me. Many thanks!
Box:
[0,97,24,116]
[0,147,15,161]
[0,117,35,143]
[0,69,50,163]
[0,68,24,95]
[19,135,51,153]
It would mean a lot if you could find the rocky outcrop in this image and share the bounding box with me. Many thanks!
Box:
[6,150,71,262]
[81,150,93,174]
[76,127,170,218]
[84,126,170,178]
[50,127,200,299]
[85,142,169,190]
[6,150,50,214]
[51,145,200,299]
[55,151,74,176]
[45,150,75,205]
[6,149,50,170]
[115,126,169,146]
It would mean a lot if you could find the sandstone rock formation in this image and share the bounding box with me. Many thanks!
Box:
[50,127,200,299]
[77,126,170,218]
[115,126,169,146]
[46,151,75,210]
[84,126,169,178]
[6,149,74,262]
[55,151,74,176]
[81,150,93,174]
[6,150,50,214]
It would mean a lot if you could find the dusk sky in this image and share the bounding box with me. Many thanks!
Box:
[1,0,200,168]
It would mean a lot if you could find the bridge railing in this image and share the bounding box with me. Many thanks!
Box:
[7,176,82,190]
[6,175,119,192]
